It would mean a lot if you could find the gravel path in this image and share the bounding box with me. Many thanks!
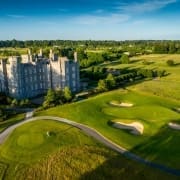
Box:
[0,114,180,177]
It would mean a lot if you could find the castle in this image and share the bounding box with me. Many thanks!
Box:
[0,49,80,99]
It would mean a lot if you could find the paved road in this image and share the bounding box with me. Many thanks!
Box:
[0,115,180,177]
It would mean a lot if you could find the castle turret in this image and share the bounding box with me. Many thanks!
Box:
[28,49,31,56]
[74,52,78,62]
[38,49,43,57]
[49,49,58,61]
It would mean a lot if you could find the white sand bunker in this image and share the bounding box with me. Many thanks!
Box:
[168,122,180,130]
[110,101,134,107]
[112,122,144,135]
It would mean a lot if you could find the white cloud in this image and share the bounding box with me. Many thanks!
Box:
[73,14,130,25]
[117,0,177,13]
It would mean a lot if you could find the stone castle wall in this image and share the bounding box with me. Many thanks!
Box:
[0,50,80,99]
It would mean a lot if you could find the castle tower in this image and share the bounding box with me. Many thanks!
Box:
[28,49,33,62]
[49,49,53,60]
[28,49,31,55]
[38,49,43,58]
[74,52,78,62]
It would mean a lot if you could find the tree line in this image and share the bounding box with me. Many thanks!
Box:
[1,40,180,54]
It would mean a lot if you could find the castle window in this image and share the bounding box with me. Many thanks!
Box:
[73,80,76,87]
[72,73,76,78]
[72,66,75,72]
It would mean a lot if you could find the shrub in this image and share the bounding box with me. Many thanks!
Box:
[166,60,174,66]
[120,54,130,64]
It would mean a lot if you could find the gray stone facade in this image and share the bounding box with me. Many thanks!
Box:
[0,50,80,99]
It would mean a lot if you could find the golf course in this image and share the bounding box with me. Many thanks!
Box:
[0,54,179,179]
[36,54,180,169]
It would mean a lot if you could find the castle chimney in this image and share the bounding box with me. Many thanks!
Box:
[39,49,43,57]
[28,49,31,55]
[74,52,78,62]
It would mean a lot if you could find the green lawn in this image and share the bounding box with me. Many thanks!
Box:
[0,120,178,180]
[36,89,180,169]
[0,114,25,133]
[0,54,179,178]
[103,54,180,101]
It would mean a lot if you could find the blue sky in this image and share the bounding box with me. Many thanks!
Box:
[0,0,180,40]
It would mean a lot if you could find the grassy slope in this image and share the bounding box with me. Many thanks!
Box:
[36,89,180,168]
[104,54,180,101]
[0,120,178,180]
[0,114,25,133]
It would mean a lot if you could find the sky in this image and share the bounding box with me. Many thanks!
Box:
[0,0,180,40]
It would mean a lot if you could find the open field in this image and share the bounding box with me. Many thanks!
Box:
[36,89,180,169]
[0,120,177,180]
[103,54,180,101]
[0,48,28,58]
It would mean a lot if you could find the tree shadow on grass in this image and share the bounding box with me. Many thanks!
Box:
[80,152,178,180]
[132,124,180,171]
[80,125,180,180]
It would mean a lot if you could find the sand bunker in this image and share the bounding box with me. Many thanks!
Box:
[112,121,144,135]
[168,122,180,130]
[110,101,133,107]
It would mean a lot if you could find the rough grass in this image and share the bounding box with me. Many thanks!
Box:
[36,90,180,168]
[0,120,178,180]
[0,162,8,180]
[0,114,25,133]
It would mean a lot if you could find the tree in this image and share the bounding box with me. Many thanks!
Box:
[106,73,116,90]
[11,99,18,107]
[0,108,7,121]
[20,99,30,107]
[146,69,153,78]
[64,87,72,102]
[55,89,65,104]
[166,60,174,66]
[157,70,166,78]
[97,80,108,92]
[43,89,56,108]
[120,54,130,64]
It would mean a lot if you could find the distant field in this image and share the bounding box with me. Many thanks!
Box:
[36,89,180,169]
[104,54,180,101]
[0,120,176,180]
[0,48,28,58]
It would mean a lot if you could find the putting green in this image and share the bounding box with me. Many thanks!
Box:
[0,120,97,163]
[17,133,44,149]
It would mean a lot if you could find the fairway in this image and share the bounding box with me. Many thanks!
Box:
[34,54,180,170]
[0,120,177,180]
[36,89,180,169]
